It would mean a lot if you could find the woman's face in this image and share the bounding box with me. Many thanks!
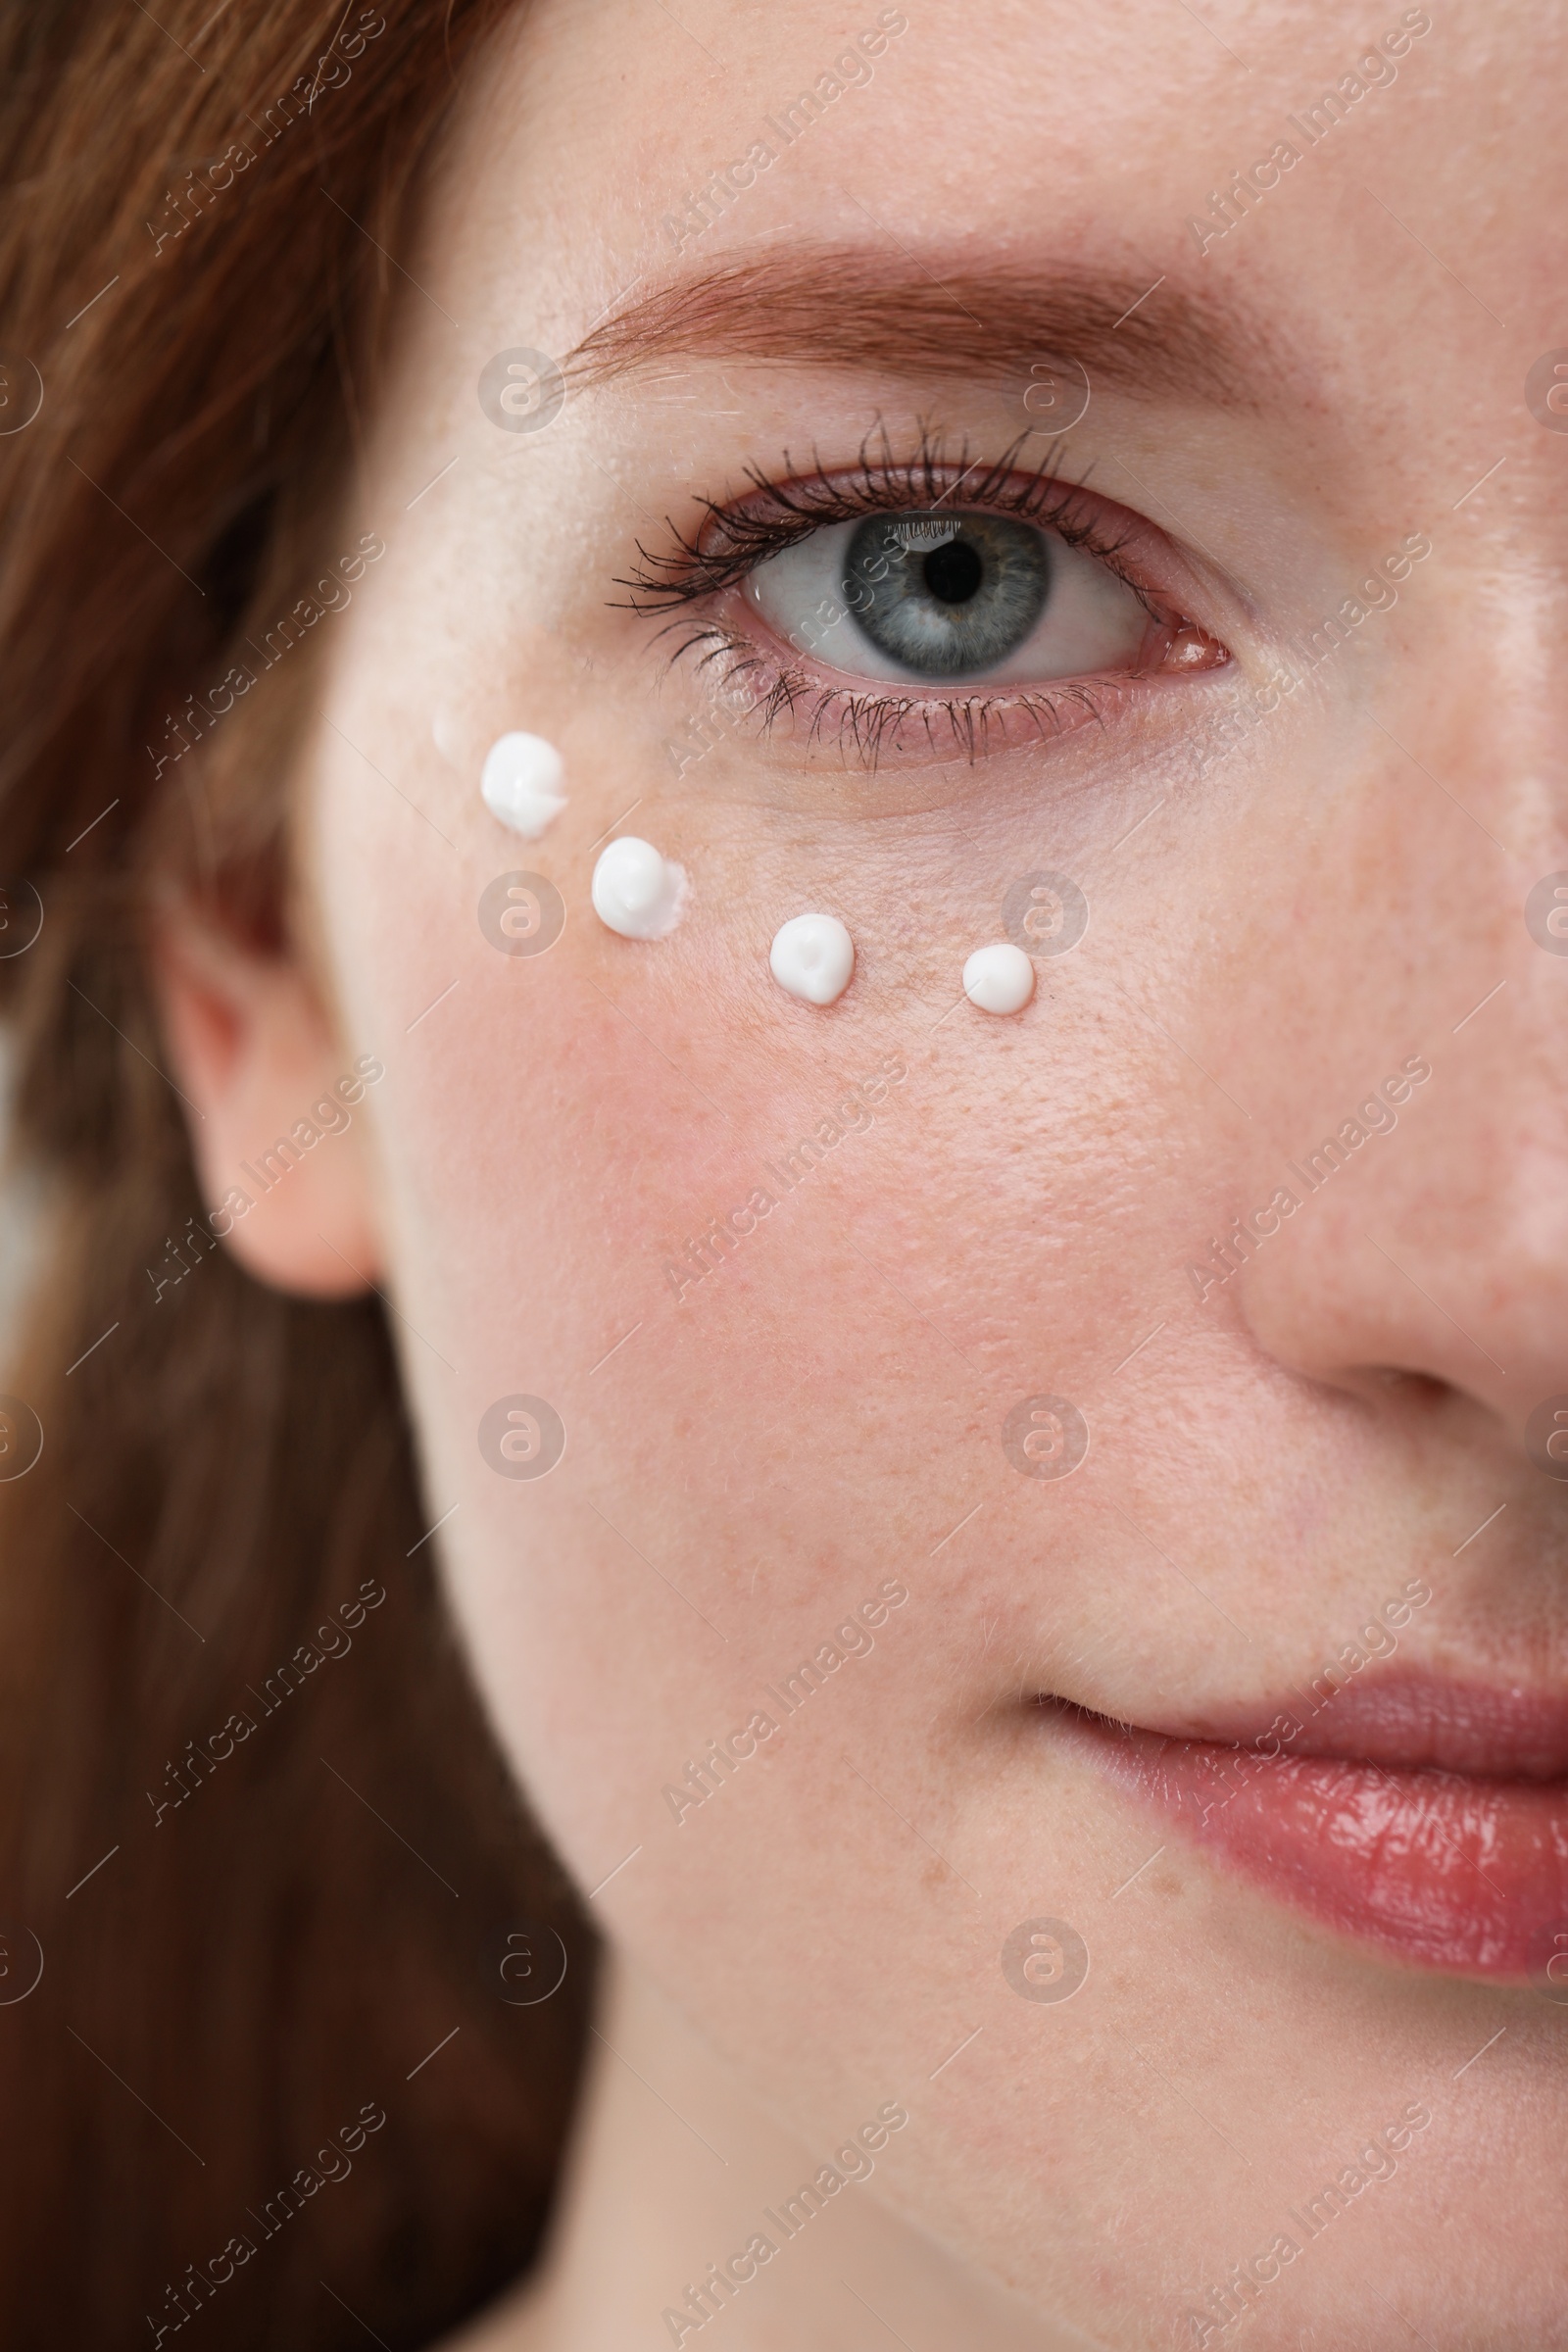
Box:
[200,0,1568,2339]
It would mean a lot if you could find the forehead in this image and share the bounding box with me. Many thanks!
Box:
[416,0,1563,495]
[443,1,1557,278]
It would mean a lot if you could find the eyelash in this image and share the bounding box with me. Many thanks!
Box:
[613,424,1222,769]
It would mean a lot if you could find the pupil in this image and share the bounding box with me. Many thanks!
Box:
[839,511,1051,679]
[921,537,983,605]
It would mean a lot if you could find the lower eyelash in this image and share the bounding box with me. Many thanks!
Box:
[666,618,1124,770]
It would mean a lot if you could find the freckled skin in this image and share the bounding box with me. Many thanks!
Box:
[264,1,1568,2343]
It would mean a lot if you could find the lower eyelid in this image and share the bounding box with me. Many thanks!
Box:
[666,618,1211,772]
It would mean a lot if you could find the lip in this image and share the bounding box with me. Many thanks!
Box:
[1047,1677,1568,1984]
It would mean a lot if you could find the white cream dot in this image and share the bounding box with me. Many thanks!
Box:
[480,732,567,839]
[591,836,687,939]
[769,912,856,1006]
[963,942,1035,1015]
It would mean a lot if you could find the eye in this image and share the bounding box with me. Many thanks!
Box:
[614,434,1233,768]
[746,510,1152,688]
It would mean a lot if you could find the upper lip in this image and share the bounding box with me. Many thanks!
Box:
[1045,1674,1568,1783]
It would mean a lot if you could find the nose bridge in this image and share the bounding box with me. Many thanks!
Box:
[1423,548,1568,1366]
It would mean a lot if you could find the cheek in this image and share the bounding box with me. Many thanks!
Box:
[307,594,1297,2140]
[311,697,1221,1813]
[319,772,925,1591]
[301,603,1388,2301]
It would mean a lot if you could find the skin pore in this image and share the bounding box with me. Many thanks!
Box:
[156,1,1568,2346]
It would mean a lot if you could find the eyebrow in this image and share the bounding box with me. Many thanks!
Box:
[565,248,1273,410]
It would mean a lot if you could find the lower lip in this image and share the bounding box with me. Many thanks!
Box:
[1059,1711,1568,1982]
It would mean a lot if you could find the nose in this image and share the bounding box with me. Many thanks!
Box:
[1230,740,1568,1481]
[1241,1020,1568,1454]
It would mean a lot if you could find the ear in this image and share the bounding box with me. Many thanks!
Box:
[151,908,381,1298]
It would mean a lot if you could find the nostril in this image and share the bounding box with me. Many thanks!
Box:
[1369,1368,1450,1407]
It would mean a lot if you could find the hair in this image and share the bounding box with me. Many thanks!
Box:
[0,4,596,2345]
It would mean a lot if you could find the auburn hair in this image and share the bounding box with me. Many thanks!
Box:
[0,4,594,2345]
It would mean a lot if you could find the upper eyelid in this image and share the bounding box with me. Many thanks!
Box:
[610,430,1181,615]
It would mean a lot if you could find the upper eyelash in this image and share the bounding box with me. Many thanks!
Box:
[611,421,1156,616]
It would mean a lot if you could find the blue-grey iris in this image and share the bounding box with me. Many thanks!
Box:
[841,513,1051,678]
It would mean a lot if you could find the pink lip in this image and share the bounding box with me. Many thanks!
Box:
[1048,1679,1568,1984]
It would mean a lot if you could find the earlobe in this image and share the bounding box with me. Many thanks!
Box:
[151,910,382,1298]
